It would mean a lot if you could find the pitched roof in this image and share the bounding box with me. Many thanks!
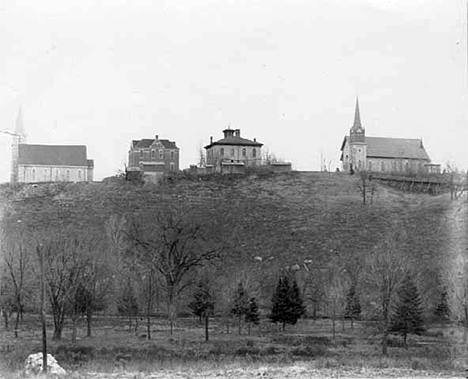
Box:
[17,144,89,166]
[132,139,178,149]
[340,136,431,161]
[366,137,430,160]
[204,136,263,149]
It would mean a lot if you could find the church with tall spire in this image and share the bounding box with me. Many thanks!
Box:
[340,98,438,174]
[10,108,94,183]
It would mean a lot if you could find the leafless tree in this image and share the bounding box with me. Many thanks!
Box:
[1,237,32,338]
[366,231,408,355]
[127,206,222,334]
[356,171,376,204]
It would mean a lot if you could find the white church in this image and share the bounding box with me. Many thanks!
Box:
[10,109,94,183]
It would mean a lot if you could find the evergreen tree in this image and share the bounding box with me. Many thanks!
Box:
[389,275,425,348]
[230,282,249,335]
[344,283,361,329]
[245,297,260,335]
[188,279,215,341]
[117,280,139,331]
[434,289,450,321]
[269,275,305,330]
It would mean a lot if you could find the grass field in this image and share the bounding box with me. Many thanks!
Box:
[1,314,467,378]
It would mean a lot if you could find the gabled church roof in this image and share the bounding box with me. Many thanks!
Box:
[18,144,89,167]
[340,136,430,161]
[366,137,430,160]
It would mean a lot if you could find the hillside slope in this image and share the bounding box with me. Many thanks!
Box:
[0,172,463,309]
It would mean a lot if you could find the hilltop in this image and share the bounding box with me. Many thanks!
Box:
[0,172,458,284]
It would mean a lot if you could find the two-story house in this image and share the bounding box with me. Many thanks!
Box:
[128,135,179,179]
[204,128,263,173]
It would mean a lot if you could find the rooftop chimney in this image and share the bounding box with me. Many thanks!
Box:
[210,136,213,144]
[155,135,159,141]
[254,138,256,142]
[235,129,240,137]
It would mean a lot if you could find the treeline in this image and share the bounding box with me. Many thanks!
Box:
[0,174,466,356]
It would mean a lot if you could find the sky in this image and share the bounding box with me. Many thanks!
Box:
[1,0,467,182]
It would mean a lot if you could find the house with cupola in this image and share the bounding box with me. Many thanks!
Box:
[204,128,263,173]
[340,99,439,175]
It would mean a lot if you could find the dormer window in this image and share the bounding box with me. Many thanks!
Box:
[159,150,163,159]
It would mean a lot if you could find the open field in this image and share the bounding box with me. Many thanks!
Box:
[1,314,468,378]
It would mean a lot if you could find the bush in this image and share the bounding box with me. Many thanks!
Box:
[290,345,327,358]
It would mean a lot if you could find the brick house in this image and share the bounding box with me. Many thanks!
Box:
[128,135,179,179]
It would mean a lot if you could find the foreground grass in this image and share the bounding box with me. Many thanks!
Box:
[1,316,467,378]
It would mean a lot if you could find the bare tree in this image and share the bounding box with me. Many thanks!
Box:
[366,232,408,355]
[356,171,376,204]
[2,238,32,338]
[127,206,222,334]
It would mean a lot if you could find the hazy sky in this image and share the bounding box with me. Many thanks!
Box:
[1,0,467,182]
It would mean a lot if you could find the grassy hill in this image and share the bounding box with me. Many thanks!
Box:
[1,172,461,297]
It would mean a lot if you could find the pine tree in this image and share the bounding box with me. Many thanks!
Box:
[117,280,139,332]
[269,275,305,330]
[188,279,215,341]
[344,283,361,329]
[390,275,425,348]
[230,282,249,335]
[245,297,260,335]
[434,289,450,321]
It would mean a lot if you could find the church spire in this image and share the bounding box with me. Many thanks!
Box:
[352,97,362,130]
[14,107,26,142]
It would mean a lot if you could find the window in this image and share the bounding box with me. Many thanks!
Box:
[159,150,163,159]
[140,150,144,158]
[405,162,409,172]
[66,170,70,181]
[381,162,385,171]
[242,148,246,157]
[170,162,175,172]
[252,148,256,158]
[368,161,372,171]
[78,170,82,180]
[231,148,234,156]
[32,169,35,182]
[171,150,174,159]
[55,170,59,181]
[220,148,224,156]
[151,150,155,159]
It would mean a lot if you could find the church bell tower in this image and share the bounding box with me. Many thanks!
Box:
[349,98,367,171]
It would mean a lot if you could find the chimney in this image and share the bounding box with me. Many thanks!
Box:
[235,129,240,137]
[155,135,159,142]
[254,138,256,142]
[210,136,213,144]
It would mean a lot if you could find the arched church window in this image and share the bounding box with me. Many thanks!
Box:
[252,148,257,158]
[405,162,409,172]
[242,148,246,157]
[66,170,70,181]
[78,170,82,180]
[32,169,35,182]
[151,150,155,159]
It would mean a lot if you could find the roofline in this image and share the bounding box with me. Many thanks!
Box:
[204,141,263,149]
[366,155,430,161]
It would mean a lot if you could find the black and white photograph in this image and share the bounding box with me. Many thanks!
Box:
[0,0,467,378]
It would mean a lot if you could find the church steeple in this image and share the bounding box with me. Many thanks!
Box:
[14,106,26,143]
[352,97,362,130]
[349,97,365,144]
